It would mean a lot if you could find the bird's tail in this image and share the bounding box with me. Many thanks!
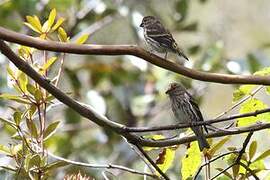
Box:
[177,48,189,61]
[193,127,210,151]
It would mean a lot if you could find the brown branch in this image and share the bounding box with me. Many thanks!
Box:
[1,39,270,150]
[1,26,270,85]
[125,107,270,133]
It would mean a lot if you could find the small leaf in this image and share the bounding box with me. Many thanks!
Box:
[18,72,28,92]
[232,164,239,178]
[26,84,36,95]
[254,67,270,76]
[29,154,41,168]
[42,20,50,33]
[26,118,38,138]
[237,98,270,126]
[0,144,11,155]
[249,141,257,161]
[7,67,15,79]
[51,17,65,31]
[208,136,231,158]
[44,161,69,172]
[253,149,270,162]
[24,154,31,172]
[48,8,56,29]
[76,34,89,44]
[156,147,176,175]
[13,111,22,125]
[26,15,42,33]
[181,142,202,180]
[0,93,30,104]
[34,89,43,102]
[24,22,41,33]
[58,27,68,42]
[233,85,255,102]
[42,56,57,71]
[44,121,60,139]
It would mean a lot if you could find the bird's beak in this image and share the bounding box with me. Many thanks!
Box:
[140,22,144,27]
[165,88,170,94]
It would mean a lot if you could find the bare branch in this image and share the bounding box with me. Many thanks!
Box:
[46,149,157,178]
[1,27,270,85]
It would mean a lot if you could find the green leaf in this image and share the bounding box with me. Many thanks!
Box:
[29,154,41,168]
[156,148,176,175]
[237,98,270,127]
[208,136,231,158]
[25,15,42,33]
[7,67,15,79]
[41,20,50,33]
[76,34,89,44]
[253,149,270,162]
[232,164,240,179]
[42,56,57,71]
[26,118,38,138]
[34,89,43,102]
[254,67,270,76]
[233,85,255,102]
[0,93,30,104]
[249,141,257,161]
[0,144,11,155]
[51,17,65,31]
[48,8,56,29]
[181,142,202,179]
[266,87,270,95]
[44,121,60,140]
[18,72,28,92]
[26,83,36,95]
[13,111,22,125]
[43,161,69,172]
[58,27,68,42]
[24,154,31,172]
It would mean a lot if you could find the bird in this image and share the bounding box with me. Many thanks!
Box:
[140,16,189,61]
[166,83,209,151]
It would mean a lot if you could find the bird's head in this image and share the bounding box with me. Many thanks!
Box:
[166,83,186,95]
[140,16,159,28]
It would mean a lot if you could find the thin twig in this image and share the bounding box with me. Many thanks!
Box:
[45,149,157,178]
[215,85,263,119]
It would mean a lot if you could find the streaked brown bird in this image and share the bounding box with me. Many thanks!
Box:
[140,16,189,60]
[166,83,209,151]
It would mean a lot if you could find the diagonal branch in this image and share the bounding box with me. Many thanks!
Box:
[1,39,270,150]
[0,26,270,85]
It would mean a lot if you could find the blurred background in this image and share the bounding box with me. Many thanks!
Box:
[1,0,270,179]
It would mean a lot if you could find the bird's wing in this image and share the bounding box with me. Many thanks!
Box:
[146,24,176,49]
[185,92,209,133]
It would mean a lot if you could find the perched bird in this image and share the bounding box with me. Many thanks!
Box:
[166,83,209,151]
[140,16,189,60]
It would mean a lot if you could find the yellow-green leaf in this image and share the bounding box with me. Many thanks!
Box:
[58,27,68,42]
[181,142,202,179]
[76,34,89,44]
[42,20,50,33]
[156,148,176,175]
[24,22,41,33]
[48,8,56,29]
[0,144,11,155]
[26,84,36,95]
[34,89,43,102]
[18,72,28,92]
[26,118,38,138]
[42,56,57,71]
[253,149,270,162]
[26,15,42,33]
[208,136,231,158]
[254,67,270,76]
[233,85,255,102]
[44,121,60,140]
[249,141,257,161]
[13,111,22,125]
[216,168,233,179]
[0,93,30,104]
[7,67,15,79]
[51,17,65,32]
[237,98,270,126]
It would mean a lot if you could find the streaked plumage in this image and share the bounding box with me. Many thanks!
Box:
[140,16,189,60]
[166,83,209,151]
